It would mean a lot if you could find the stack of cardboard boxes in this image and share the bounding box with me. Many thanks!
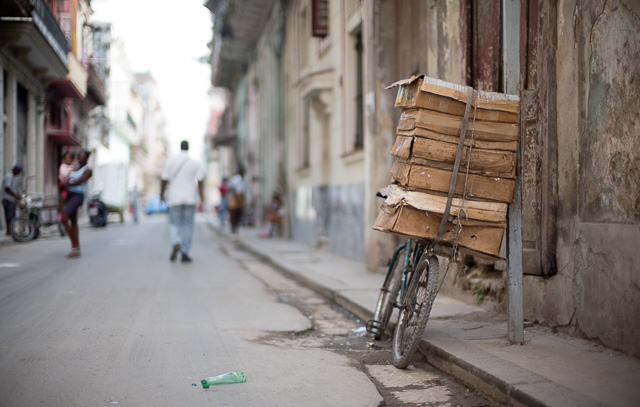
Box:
[373,76,520,260]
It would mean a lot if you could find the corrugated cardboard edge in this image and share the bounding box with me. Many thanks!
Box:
[386,75,520,114]
[385,184,508,223]
[385,74,425,89]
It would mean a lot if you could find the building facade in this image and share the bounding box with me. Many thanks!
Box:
[1,0,71,230]
[133,71,168,198]
[206,0,640,358]
[206,0,286,228]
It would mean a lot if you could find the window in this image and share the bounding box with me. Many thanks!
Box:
[345,25,364,152]
[298,5,309,68]
[312,0,329,37]
[300,97,310,169]
[353,29,364,150]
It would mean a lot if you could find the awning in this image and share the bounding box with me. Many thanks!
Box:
[49,79,83,100]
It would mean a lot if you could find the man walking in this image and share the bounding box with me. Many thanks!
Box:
[160,141,205,263]
[2,165,22,236]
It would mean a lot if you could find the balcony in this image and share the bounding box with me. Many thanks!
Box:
[207,0,276,88]
[86,62,107,107]
[0,0,68,83]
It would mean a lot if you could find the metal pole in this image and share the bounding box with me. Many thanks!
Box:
[503,0,524,343]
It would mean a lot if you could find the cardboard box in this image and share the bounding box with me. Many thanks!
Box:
[390,134,516,178]
[389,75,520,121]
[390,160,516,203]
[398,108,519,143]
[397,127,518,152]
[373,203,506,260]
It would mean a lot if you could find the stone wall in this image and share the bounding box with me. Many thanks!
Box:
[524,0,640,357]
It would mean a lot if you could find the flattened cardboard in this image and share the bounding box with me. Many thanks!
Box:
[384,184,508,223]
[373,204,505,259]
[396,127,518,152]
[387,75,520,115]
[390,135,516,178]
[391,161,516,203]
[393,77,519,123]
[399,109,519,142]
[389,135,412,159]
[411,137,516,176]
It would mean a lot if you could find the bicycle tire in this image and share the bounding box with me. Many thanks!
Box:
[368,245,406,339]
[391,254,439,369]
[10,217,37,242]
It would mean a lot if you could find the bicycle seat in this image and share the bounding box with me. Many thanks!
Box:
[376,187,389,199]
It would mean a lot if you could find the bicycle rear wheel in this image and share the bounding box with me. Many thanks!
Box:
[367,245,406,339]
[391,254,439,368]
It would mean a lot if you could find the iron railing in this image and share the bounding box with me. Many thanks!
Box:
[31,0,68,63]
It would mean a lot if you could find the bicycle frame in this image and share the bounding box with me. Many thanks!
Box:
[381,238,426,309]
[398,240,425,303]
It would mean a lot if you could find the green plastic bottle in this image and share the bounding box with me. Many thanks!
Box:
[201,371,247,388]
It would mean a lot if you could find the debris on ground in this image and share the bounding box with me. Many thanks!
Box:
[201,371,247,388]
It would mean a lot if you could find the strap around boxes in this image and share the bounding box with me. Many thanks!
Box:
[430,86,475,253]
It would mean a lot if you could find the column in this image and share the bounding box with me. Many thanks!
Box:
[27,91,37,193]
[6,67,17,170]
[36,93,45,195]
[0,54,4,174]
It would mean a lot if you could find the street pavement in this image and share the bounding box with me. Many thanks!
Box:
[0,217,385,406]
[220,223,640,407]
[3,215,640,406]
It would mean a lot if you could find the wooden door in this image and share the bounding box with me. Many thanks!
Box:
[519,0,558,276]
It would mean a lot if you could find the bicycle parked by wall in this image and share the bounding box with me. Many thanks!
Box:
[366,189,440,369]
[10,194,65,242]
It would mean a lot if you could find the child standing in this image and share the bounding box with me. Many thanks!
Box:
[58,151,75,221]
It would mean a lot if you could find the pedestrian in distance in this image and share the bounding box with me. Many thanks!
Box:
[259,189,285,238]
[2,165,23,235]
[160,140,205,263]
[130,186,140,223]
[217,175,229,228]
[58,151,76,222]
[227,166,246,237]
[62,150,92,258]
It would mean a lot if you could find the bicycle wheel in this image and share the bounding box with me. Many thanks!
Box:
[10,217,37,242]
[367,245,406,339]
[391,254,439,368]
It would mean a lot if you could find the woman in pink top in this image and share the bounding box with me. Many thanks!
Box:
[58,151,75,221]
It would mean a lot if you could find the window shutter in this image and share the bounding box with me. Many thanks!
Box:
[311,0,329,37]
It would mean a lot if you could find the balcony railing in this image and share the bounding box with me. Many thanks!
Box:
[31,0,68,64]
[87,62,106,105]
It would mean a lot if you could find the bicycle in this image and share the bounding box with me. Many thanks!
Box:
[10,194,65,242]
[367,189,440,369]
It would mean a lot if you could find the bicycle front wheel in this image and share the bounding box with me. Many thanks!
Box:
[391,254,439,368]
[368,245,406,339]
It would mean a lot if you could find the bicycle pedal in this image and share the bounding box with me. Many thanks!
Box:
[366,319,382,335]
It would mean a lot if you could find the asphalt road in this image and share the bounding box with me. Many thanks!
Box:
[0,215,492,407]
[0,216,383,406]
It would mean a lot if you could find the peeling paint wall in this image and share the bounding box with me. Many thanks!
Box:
[524,0,640,357]
[364,0,465,270]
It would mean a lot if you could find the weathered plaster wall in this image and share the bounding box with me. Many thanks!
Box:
[246,3,286,226]
[290,183,366,261]
[524,0,640,357]
[364,0,464,270]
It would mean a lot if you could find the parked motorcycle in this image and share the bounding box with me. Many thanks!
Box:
[88,190,108,227]
[10,194,43,242]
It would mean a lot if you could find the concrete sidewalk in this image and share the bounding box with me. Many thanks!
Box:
[216,224,640,407]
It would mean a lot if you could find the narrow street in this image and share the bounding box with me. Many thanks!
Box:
[0,216,491,406]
